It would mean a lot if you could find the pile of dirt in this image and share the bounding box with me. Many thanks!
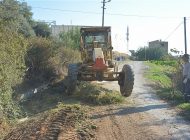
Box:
[4,105,96,140]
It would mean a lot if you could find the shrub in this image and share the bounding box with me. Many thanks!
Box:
[0,24,27,120]
[26,37,54,81]
[150,60,178,67]
[33,22,51,37]
[74,82,124,105]
[59,27,80,49]
[135,46,166,60]
[26,37,81,82]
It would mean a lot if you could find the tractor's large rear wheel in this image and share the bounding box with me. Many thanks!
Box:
[67,64,78,95]
[118,64,134,97]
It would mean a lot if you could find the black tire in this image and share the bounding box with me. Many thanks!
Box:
[184,94,190,103]
[67,64,78,95]
[118,64,134,97]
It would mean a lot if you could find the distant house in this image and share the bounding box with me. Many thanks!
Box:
[148,40,168,54]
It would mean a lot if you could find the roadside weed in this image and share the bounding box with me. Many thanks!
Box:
[74,82,124,105]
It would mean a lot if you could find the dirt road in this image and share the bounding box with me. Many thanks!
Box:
[4,61,190,140]
[92,61,190,140]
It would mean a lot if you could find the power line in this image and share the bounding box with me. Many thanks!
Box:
[106,13,184,19]
[164,21,183,41]
[32,6,100,15]
[32,6,187,19]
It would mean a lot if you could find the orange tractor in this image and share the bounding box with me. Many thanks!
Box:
[67,26,134,97]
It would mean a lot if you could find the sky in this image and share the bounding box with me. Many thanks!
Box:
[23,0,190,54]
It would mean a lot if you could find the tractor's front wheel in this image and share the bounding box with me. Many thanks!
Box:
[67,64,78,95]
[118,64,134,97]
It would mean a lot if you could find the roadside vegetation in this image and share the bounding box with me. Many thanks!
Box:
[1,80,124,139]
[134,46,167,61]
[144,58,190,120]
[131,45,190,119]
[0,0,124,138]
[4,104,96,140]
[74,82,124,105]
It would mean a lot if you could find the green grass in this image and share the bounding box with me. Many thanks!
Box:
[74,82,125,105]
[145,61,190,120]
[150,60,177,67]
[156,88,184,103]
[145,62,173,88]
[177,103,190,120]
[178,103,190,110]
[20,81,124,116]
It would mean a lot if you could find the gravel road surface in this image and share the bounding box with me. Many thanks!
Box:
[92,61,190,140]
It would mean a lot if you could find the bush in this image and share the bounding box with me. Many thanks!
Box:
[135,47,166,60]
[146,60,183,99]
[150,60,177,67]
[26,37,54,81]
[0,0,35,37]
[33,22,51,37]
[26,37,81,82]
[74,82,124,105]
[59,27,80,49]
[0,24,28,120]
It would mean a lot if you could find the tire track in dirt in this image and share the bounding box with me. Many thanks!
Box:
[108,106,125,140]
[4,107,92,140]
[40,109,78,140]
[91,106,124,140]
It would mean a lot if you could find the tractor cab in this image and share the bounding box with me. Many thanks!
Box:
[80,27,112,66]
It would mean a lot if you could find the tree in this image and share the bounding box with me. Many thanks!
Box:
[0,23,28,119]
[170,48,180,55]
[135,46,166,60]
[33,22,51,37]
[19,2,33,25]
[0,0,35,37]
[59,27,80,49]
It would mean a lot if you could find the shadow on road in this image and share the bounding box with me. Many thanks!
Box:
[115,104,168,115]
[91,104,168,119]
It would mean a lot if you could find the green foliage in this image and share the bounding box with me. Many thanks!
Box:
[0,0,35,37]
[19,2,33,25]
[135,46,166,60]
[146,63,172,88]
[59,27,80,49]
[33,22,51,37]
[149,59,183,91]
[146,59,184,92]
[26,37,57,81]
[0,24,28,120]
[177,103,190,120]
[26,37,81,82]
[145,61,190,119]
[0,0,20,22]
[150,60,178,67]
[74,82,124,105]
[170,48,180,55]
[0,0,83,133]
[178,103,190,111]
[161,54,178,61]
[19,16,35,37]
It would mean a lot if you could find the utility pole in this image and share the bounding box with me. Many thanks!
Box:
[126,26,129,52]
[184,17,187,54]
[102,0,111,27]
[144,46,146,61]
